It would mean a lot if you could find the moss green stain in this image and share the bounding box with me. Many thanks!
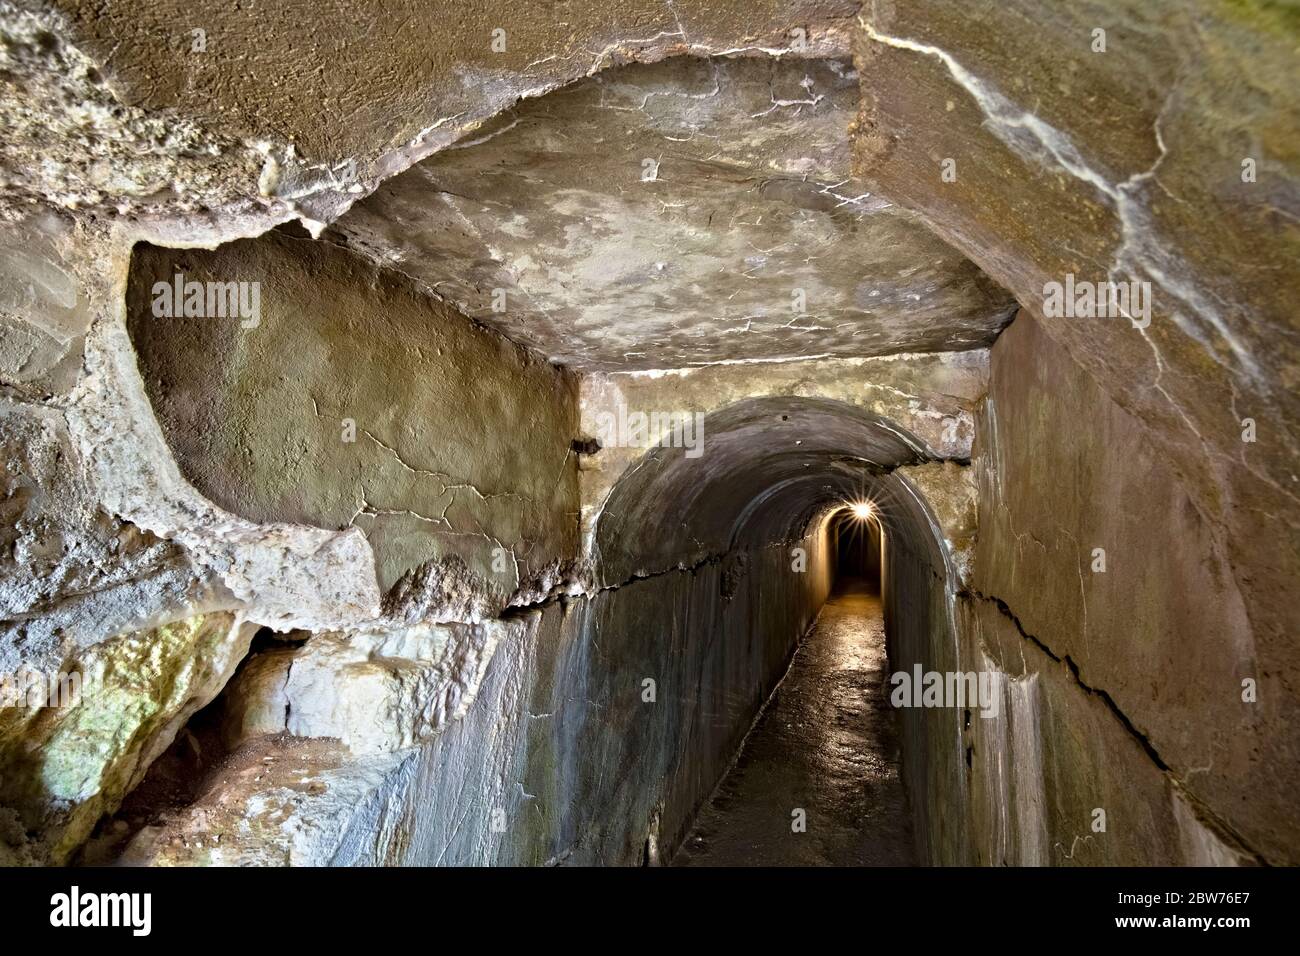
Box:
[39,615,227,802]
[1218,0,1300,37]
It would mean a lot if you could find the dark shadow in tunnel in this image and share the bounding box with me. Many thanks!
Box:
[832,508,883,593]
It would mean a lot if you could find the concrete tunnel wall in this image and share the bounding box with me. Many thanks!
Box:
[125,232,580,605]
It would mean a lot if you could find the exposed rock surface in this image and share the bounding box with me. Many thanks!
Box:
[973,316,1275,863]
[0,1,1294,869]
[35,0,861,226]
[0,212,90,390]
[218,620,505,756]
[0,2,271,221]
[0,613,255,863]
[853,0,1299,783]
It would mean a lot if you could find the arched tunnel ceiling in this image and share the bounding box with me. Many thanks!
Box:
[593,396,947,584]
[329,56,1017,371]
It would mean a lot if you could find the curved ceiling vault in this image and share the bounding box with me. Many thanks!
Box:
[593,396,952,586]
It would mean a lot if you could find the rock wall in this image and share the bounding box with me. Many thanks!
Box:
[845,0,1299,867]
[11,0,860,226]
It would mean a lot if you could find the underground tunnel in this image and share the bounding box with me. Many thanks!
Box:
[0,0,1297,887]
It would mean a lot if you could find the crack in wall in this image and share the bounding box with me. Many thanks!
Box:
[859,9,1260,383]
[966,587,1268,865]
[502,549,728,618]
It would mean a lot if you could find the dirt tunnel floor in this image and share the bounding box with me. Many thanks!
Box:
[672,580,916,866]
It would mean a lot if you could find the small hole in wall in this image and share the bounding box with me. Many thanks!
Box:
[274,219,315,240]
[964,707,971,730]
[640,812,661,866]
[250,626,311,651]
[965,745,974,769]
[33,30,59,54]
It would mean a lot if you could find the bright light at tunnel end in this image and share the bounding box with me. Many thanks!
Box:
[848,500,875,521]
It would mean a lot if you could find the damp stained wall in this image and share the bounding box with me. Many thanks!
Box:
[126,233,580,604]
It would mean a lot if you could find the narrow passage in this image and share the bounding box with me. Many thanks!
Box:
[673,580,915,866]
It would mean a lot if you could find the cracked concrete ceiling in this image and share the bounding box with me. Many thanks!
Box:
[331,56,1016,371]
